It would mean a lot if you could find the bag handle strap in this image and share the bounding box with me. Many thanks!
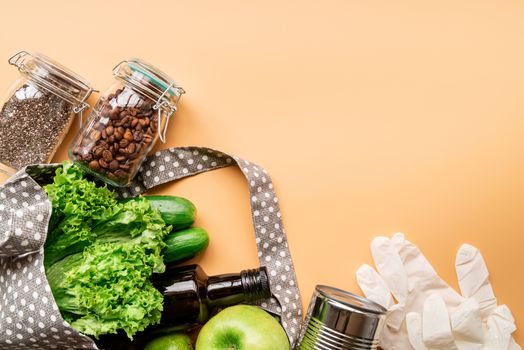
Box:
[118,146,303,346]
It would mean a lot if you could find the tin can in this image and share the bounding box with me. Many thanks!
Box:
[296,285,386,350]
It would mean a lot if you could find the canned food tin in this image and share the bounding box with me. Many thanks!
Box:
[296,285,386,350]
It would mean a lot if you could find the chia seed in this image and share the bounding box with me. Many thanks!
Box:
[0,83,74,170]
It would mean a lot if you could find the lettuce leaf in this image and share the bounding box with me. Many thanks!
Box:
[92,198,169,273]
[44,162,170,339]
[44,162,118,266]
[48,243,165,339]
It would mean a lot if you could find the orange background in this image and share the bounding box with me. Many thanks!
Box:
[0,0,522,344]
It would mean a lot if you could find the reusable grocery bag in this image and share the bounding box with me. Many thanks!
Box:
[0,146,303,350]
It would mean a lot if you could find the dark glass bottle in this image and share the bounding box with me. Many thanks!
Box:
[153,264,271,329]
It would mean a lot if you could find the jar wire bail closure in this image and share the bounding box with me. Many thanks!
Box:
[7,50,30,72]
[152,81,180,143]
[72,87,97,127]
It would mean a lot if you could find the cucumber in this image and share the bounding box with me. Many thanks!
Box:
[163,227,209,265]
[121,195,196,230]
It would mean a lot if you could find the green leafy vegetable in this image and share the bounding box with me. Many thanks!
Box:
[47,243,165,339]
[44,162,117,267]
[44,162,170,339]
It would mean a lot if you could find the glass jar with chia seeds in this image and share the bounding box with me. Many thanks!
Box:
[0,51,93,174]
[69,59,184,187]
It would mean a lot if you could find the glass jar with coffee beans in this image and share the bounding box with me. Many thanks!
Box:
[0,51,92,174]
[70,59,184,186]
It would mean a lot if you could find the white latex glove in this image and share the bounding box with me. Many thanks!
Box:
[407,243,520,350]
[355,233,520,350]
[407,297,519,350]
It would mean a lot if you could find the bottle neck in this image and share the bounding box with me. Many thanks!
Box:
[206,267,271,307]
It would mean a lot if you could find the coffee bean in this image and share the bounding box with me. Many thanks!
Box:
[101,104,111,116]
[119,164,130,170]
[107,172,118,181]
[90,130,101,141]
[99,159,109,168]
[108,135,115,143]
[93,146,104,158]
[117,126,125,134]
[124,129,133,141]
[105,125,114,136]
[109,160,119,171]
[83,151,94,161]
[127,143,136,154]
[142,101,153,109]
[110,108,121,119]
[139,118,148,127]
[114,169,127,178]
[143,134,153,144]
[133,131,143,142]
[135,123,143,131]
[102,150,113,162]
[116,155,126,161]
[88,160,100,171]
[114,132,122,141]
[113,142,119,150]
[119,139,129,148]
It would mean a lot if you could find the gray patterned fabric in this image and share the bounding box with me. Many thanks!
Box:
[0,167,98,350]
[0,146,303,349]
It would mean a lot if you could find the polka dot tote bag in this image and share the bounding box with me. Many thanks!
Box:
[0,146,303,349]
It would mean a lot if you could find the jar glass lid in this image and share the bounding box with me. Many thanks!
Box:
[8,51,93,108]
[112,58,185,113]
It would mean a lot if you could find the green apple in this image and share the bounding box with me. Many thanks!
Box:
[196,305,290,350]
[144,332,193,350]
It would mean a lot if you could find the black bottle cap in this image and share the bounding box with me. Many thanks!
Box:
[240,266,271,301]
